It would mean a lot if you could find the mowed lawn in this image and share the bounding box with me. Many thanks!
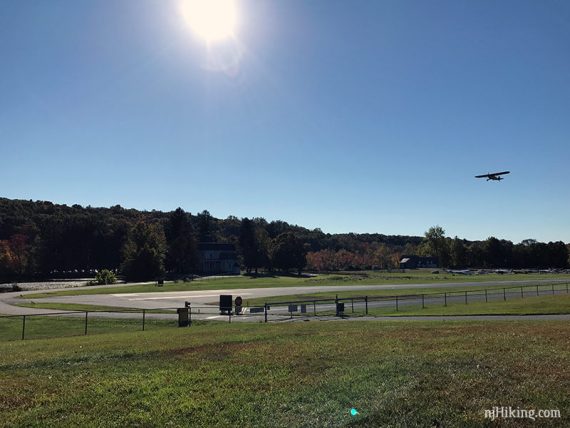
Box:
[367,294,570,317]
[21,271,570,299]
[1,321,568,427]
[245,282,570,306]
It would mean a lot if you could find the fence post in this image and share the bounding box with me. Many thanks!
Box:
[84,311,88,336]
[566,282,569,294]
[365,296,368,315]
[351,298,354,313]
[229,312,232,323]
[395,296,399,312]
[313,300,316,316]
[142,309,146,331]
[521,286,524,299]
[21,315,26,340]
[464,291,468,305]
[503,288,506,301]
[264,304,268,323]
[444,292,447,307]
[422,294,425,309]
[485,289,488,303]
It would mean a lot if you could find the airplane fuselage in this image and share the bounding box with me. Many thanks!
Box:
[475,171,510,181]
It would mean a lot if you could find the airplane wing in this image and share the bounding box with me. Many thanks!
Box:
[475,171,510,178]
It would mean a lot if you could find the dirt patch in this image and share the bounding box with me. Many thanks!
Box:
[165,341,253,361]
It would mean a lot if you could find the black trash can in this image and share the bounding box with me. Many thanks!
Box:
[177,307,189,327]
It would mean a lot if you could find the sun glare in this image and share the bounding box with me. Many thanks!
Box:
[181,0,238,43]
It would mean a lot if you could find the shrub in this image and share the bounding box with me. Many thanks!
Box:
[94,269,117,285]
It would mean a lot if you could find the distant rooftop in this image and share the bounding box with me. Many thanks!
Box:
[198,242,236,252]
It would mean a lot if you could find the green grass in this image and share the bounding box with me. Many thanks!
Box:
[0,315,180,342]
[1,321,568,426]
[366,293,570,317]
[246,282,570,306]
[9,288,570,319]
[21,271,570,299]
[13,302,176,314]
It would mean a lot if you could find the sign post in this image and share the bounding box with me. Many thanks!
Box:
[234,296,243,315]
[219,295,233,315]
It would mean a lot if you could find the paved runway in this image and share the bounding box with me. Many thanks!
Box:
[1,278,568,322]
[1,278,567,311]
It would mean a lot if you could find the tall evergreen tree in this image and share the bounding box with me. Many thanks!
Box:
[121,222,166,281]
[450,237,467,268]
[197,210,215,242]
[165,208,198,274]
[239,218,269,274]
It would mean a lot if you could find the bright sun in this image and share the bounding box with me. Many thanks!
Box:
[181,0,238,42]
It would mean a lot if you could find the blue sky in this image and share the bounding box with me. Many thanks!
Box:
[1,0,569,243]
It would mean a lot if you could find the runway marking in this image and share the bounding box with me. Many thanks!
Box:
[126,293,251,301]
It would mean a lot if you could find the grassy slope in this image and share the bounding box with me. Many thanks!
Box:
[365,293,570,316]
[21,272,570,299]
[1,321,568,427]
[0,316,183,342]
[16,286,570,318]
[246,282,570,306]
[13,302,175,314]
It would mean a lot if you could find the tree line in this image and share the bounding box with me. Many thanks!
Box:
[0,198,568,282]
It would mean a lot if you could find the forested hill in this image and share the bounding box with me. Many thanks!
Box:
[0,198,568,281]
[0,197,424,280]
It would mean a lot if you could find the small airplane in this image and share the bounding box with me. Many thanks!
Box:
[445,269,473,275]
[475,171,510,181]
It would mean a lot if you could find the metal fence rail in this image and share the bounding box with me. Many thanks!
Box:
[263,282,570,319]
[0,304,272,342]
[1,282,568,341]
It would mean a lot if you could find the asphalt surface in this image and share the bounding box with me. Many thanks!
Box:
[1,278,568,322]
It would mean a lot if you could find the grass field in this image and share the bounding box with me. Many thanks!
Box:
[12,283,570,319]
[4,292,570,337]
[0,315,181,342]
[13,302,176,314]
[362,294,570,317]
[20,271,570,299]
[273,293,570,319]
[11,283,570,320]
[245,281,570,306]
[1,320,568,427]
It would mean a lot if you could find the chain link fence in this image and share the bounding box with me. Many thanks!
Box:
[1,282,568,341]
[262,282,570,320]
